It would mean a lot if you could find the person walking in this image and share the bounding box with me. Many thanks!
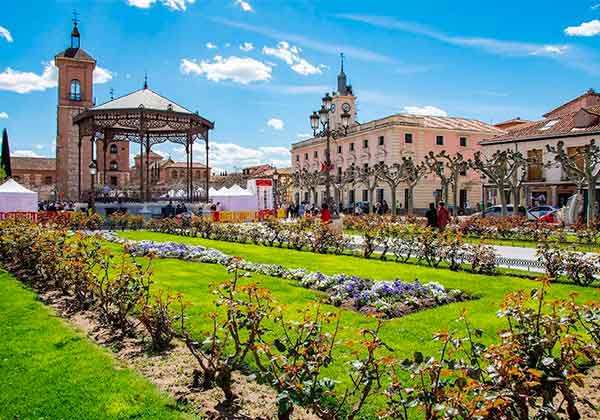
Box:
[320,203,332,224]
[437,201,450,231]
[425,202,437,228]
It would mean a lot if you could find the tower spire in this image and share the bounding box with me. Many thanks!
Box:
[340,52,344,74]
[70,10,80,49]
[143,72,148,90]
[337,52,348,95]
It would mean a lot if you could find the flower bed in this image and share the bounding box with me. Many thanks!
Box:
[101,232,473,318]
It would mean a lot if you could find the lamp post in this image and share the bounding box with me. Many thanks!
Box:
[272,168,279,212]
[309,93,350,216]
[89,160,97,211]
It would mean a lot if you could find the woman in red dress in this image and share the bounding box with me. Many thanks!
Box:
[320,203,331,224]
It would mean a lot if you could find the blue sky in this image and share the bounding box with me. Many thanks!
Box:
[1,0,599,171]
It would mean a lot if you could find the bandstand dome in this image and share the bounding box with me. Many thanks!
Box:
[73,84,214,202]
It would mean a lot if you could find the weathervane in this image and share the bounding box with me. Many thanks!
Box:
[72,10,79,26]
[143,72,148,89]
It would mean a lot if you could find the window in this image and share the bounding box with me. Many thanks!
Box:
[70,79,81,101]
[362,189,368,202]
[404,189,409,209]
[349,190,355,205]
[337,167,342,177]
[459,137,467,147]
[363,139,369,148]
[528,149,543,181]
[110,176,118,187]
[363,163,369,170]
[314,151,318,158]
[378,136,384,146]
[109,144,118,154]
[350,143,355,151]
[44,176,53,185]
[296,155,299,162]
[304,153,308,160]
[460,190,468,209]
[436,135,444,145]
[376,188,384,204]
[405,133,413,144]
[379,160,384,166]
[337,145,342,153]
[172,171,178,179]
[459,168,467,176]
[110,160,118,171]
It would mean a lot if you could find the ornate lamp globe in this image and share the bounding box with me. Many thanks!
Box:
[319,105,328,125]
[309,111,319,131]
[322,92,332,111]
[341,111,351,129]
[88,161,97,176]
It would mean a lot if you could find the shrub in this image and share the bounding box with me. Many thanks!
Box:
[138,290,185,351]
[536,242,565,279]
[563,252,598,286]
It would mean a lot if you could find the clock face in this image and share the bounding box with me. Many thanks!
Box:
[330,103,336,114]
[342,103,351,112]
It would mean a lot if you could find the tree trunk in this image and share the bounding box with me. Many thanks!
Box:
[407,186,415,215]
[586,181,596,227]
[498,183,508,216]
[368,187,375,214]
[390,186,397,215]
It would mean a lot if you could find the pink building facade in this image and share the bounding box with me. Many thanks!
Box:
[291,66,504,212]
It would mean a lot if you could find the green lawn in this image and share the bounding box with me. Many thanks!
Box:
[116,231,600,415]
[0,270,193,420]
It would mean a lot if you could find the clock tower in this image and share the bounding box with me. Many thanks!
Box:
[330,53,357,130]
[55,19,96,200]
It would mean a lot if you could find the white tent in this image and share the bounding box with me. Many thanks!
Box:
[0,179,38,213]
[209,184,258,211]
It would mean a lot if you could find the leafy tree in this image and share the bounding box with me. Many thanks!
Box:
[1,128,11,178]
[469,150,526,216]
[547,139,600,226]
[425,151,469,209]
[332,164,357,212]
[0,165,5,184]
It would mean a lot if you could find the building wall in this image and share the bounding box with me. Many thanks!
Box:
[96,140,131,188]
[12,170,56,201]
[292,121,487,210]
[481,134,598,207]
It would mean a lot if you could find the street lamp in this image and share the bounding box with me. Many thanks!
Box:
[272,168,279,213]
[308,94,350,216]
[89,161,97,211]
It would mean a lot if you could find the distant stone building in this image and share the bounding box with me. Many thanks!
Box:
[11,157,57,200]
[481,89,600,207]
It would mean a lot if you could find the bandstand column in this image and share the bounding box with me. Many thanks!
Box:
[189,132,194,202]
[145,134,151,202]
[78,131,82,201]
[102,136,108,186]
[205,131,210,203]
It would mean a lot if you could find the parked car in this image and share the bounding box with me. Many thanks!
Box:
[482,204,515,217]
[526,205,558,220]
[538,209,561,224]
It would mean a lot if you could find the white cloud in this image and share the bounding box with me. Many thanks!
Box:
[593,4,600,10]
[180,56,272,84]
[262,41,322,76]
[206,42,217,49]
[0,26,13,43]
[0,112,7,119]
[240,42,254,52]
[565,20,600,37]
[267,118,284,130]
[297,133,312,140]
[235,0,253,12]
[127,0,195,11]
[12,150,43,158]
[0,61,112,94]
[403,105,448,117]
[338,15,570,57]
[169,141,290,170]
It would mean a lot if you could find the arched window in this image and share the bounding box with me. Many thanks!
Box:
[172,171,178,179]
[109,144,118,154]
[110,161,118,171]
[70,79,81,101]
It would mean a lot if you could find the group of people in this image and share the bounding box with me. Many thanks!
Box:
[425,201,451,230]
[162,201,189,218]
[38,200,76,212]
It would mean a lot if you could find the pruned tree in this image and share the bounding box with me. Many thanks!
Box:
[333,164,357,212]
[400,157,428,214]
[547,139,600,226]
[275,174,293,206]
[469,150,526,216]
[375,162,404,215]
[295,168,321,205]
[425,151,469,209]
[355,164,379,213]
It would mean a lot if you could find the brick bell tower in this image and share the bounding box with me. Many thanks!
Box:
[55,18,95,200]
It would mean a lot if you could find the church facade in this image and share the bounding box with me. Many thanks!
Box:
[291,62,504,212]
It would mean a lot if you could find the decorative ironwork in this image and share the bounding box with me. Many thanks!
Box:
[73,102,214,203]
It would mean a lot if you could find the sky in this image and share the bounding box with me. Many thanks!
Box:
[1,0,599,172]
